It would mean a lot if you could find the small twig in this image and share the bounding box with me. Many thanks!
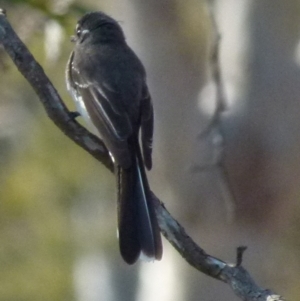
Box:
[0,10,283,301]
[195,2,236,222]
[198,2,227,139]
[236,246,247,267]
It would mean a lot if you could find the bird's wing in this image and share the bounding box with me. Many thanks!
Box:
[140,85,154,170]
[67,51,133,168]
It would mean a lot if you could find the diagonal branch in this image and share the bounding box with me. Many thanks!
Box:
[0,9,283,301]
[0,9,113,172]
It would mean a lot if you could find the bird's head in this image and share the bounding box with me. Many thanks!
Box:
[71,11,125,44]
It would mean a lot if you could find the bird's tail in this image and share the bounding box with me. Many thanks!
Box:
[117,143,162,264]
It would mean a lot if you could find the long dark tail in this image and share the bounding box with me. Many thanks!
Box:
[117,143,162,264]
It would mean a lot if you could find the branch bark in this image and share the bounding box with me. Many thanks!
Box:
[0,8,283,301]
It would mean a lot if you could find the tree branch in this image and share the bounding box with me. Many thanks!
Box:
[0,9,283,301]
[0,9,113,172]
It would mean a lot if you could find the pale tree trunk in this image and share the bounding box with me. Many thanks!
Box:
[112,1,235,300]
[118,0,300,300]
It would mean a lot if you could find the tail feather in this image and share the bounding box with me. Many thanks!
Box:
[117,164,140,264]
[117,143,162,264]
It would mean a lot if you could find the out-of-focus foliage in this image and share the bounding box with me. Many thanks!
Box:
[0,1,116,300]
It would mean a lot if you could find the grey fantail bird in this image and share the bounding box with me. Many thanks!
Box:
[66,11,162,264]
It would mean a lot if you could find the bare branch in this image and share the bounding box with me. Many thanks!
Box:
[195,2,237,222]
[0,9,283,301]
[154,194,283,301]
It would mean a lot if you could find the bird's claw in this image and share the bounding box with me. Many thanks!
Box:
[69,111,80,120]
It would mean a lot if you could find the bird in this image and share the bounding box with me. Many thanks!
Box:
[65,11,162,264]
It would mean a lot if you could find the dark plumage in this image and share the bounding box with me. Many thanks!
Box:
[66,11,162,264]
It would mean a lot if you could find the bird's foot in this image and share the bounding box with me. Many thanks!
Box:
[69,111,81,120]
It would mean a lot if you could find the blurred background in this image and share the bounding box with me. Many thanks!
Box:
[0,0,300,300]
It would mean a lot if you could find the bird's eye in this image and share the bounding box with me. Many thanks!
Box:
[76,24,81,36]
[73,23,90,43]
